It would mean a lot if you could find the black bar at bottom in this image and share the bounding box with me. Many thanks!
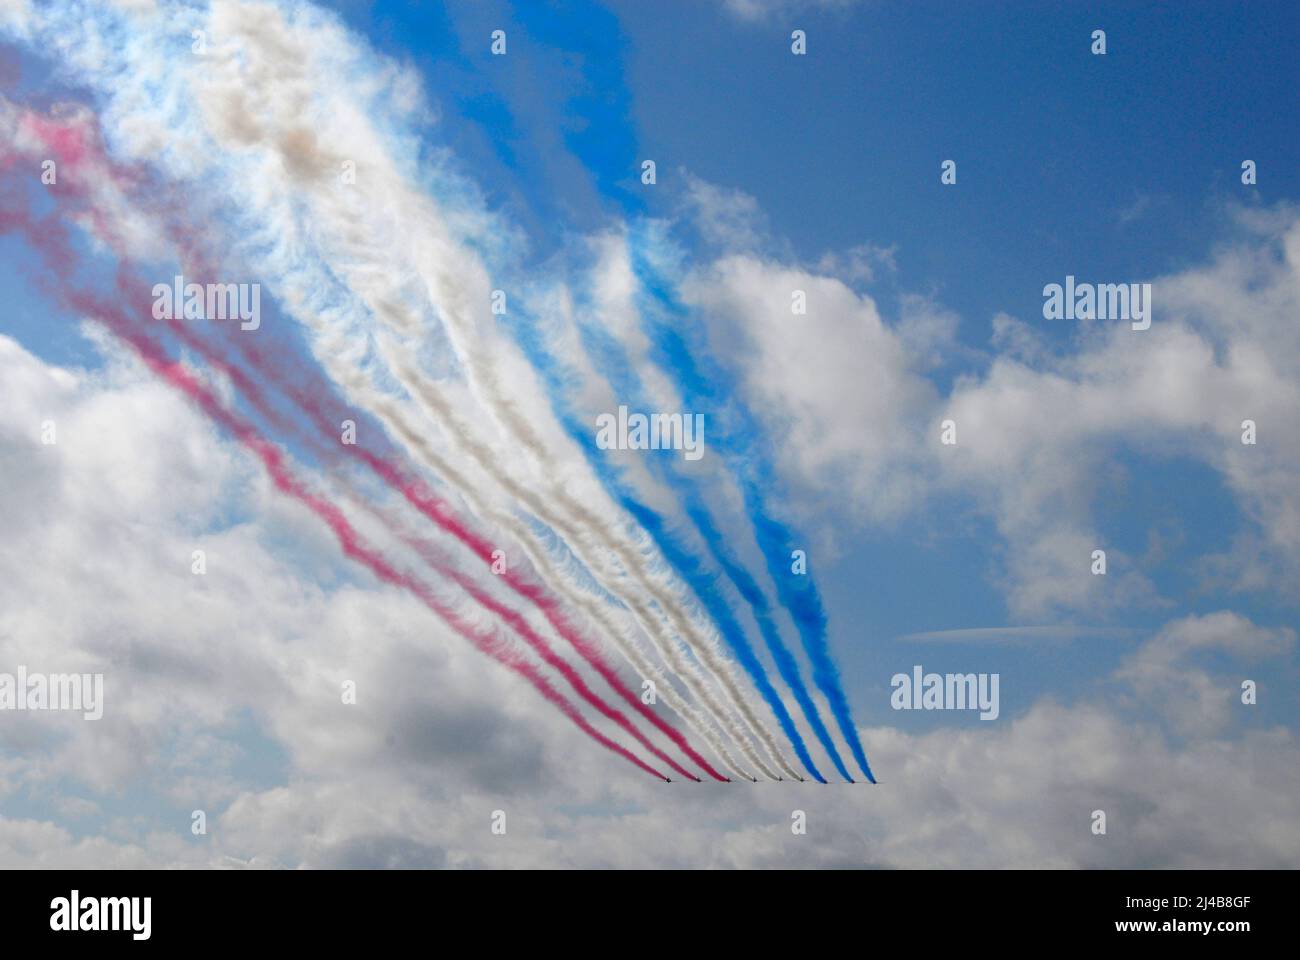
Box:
[0,868,1287,947]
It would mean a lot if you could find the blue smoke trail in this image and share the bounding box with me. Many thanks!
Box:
[577,306,852,780]
[423,0,867,780]
[503,301,828,782]
[626,222,877,783]
[680,499,854,781]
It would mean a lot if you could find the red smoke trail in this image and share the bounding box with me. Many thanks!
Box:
[0,201,671,782]
[113,264,721,783]
[402,534,701,781]
[229,334,727,782]
[122,277,706,782]
[18,112,90,166]
[123,224,728,784]
[156,275,730,782]
[392,477,728,782]
[100,295,672,782]
[13,107,725,781]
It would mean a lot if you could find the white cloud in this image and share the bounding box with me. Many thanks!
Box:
[814,242,898,286]
[0,0,31,36]
[0,331,583,816]
[1115,611,1295,737]
[721,0,865,23]
[1,334,1297,868]
[943,216,1300,613]
[679,171,768,251]
[688,208,1300,615]
[684,254,939,527]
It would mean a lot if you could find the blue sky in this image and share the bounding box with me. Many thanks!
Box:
[331,1,1300,289]
[312,0,1300,733]
[1,0,1297,866]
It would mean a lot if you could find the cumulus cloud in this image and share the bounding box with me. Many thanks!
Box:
[0,332,598,849]
[1114,611,1295,737]
[2,346,1294,868]
[942,214,1300,614]
[684,254,939,527]
[689,205,1300,616]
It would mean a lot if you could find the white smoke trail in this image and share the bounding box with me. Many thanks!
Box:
[5,0,792,779]
[359,388,758,781]
[377,347,791,780]
[196,0,797,777]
